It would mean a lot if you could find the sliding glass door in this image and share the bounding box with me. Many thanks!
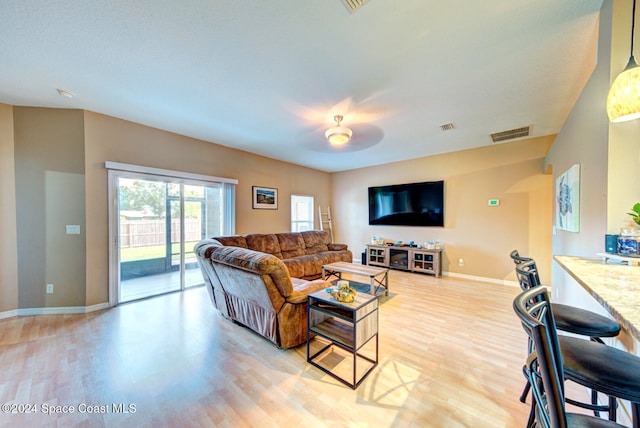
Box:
[109,169,230,304]
[117,176,176,301]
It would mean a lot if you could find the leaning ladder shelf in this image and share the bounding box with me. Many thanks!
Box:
[319,206,334,243]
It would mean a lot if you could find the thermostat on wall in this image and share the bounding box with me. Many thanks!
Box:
[488,199,500,206]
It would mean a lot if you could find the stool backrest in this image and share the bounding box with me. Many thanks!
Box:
[513,285,567,428]
[510,249,532,265]
[510,250,542,287]
[515,259,542,290]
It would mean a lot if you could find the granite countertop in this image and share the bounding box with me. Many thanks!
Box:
[554,255,640,342]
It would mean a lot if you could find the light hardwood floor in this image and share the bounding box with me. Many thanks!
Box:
[0,271,572,427]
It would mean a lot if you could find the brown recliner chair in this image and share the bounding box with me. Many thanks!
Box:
[195,240,331,349]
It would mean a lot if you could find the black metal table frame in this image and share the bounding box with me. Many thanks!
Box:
[306,295,379,389]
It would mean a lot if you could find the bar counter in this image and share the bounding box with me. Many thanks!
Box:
[554,255,640,342]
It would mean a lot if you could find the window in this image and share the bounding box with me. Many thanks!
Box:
[291,195,314,232]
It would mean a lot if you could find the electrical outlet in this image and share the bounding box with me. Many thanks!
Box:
[46,283,53,294]
[458,258,464,267]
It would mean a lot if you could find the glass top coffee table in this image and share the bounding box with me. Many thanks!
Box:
[322,261,389,296]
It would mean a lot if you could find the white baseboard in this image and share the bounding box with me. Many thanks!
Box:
[352,259,520,287]
[0,302,111,319]
[0,309,19,320]
[443,271,520,287]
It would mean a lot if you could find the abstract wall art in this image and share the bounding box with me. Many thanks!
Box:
[556,164,580,232]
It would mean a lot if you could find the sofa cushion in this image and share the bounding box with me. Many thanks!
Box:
[212,246,282,274]
[276,233,306,251]
[214,235,248,248]
[194,238,223,258]
[325,250,352,264]
[282,249,305,258]
[276,233,306,259]
[211,246,292,298]
[282,258,305,279]
[245,234,283,258]
[295,253,326,278]
[301,230,330,254]
[328,243,348,251]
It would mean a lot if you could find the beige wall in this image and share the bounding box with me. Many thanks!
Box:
[83,111,332,306]
[546,2,607,261]
[543,0,606,312]
[332,136,554,283]
[0,103,18,313]
[13,107,86,309]
[3,104,554,311]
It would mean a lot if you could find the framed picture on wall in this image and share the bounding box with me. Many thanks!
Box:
[252,186,278,210]
[556,164,580,232]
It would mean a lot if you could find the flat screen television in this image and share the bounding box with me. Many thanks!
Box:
[368,180,444,227]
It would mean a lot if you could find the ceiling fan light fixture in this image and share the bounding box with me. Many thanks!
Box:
[325,115,352,146]
[607,0,640,122]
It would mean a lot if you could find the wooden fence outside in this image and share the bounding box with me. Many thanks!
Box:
[120,219,202,248]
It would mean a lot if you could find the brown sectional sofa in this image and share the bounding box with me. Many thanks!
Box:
[194,230,353,348]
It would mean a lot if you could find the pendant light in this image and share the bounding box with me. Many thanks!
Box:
[325,115,352,146]
[607,0,640,122]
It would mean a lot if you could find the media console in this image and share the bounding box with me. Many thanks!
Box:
[366,244,442,277]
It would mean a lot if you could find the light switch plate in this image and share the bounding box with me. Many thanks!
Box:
[66,225,80,234]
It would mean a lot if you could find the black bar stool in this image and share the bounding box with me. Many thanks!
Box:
[514,266,640,427]
[511,251,621,424]
[513,285,629,428]
[510,251,621,344]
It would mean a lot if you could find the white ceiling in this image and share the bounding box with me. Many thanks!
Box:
[0,0,603,172]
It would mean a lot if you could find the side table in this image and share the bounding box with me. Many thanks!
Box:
[306,289,379,389]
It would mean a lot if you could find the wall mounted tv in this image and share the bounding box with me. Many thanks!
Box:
[368,180,444,227]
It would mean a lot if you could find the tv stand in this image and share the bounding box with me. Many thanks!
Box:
[366,244,442,277]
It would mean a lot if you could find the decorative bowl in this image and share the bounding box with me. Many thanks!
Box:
[326,281,357,303]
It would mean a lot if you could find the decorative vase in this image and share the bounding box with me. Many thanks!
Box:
[617,228,640,256]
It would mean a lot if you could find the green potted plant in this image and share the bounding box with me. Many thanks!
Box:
[627,202,640,225]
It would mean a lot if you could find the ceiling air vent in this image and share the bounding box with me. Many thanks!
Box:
[440,122,456,131]
[341,0,369,13]
[490,126,531,143]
